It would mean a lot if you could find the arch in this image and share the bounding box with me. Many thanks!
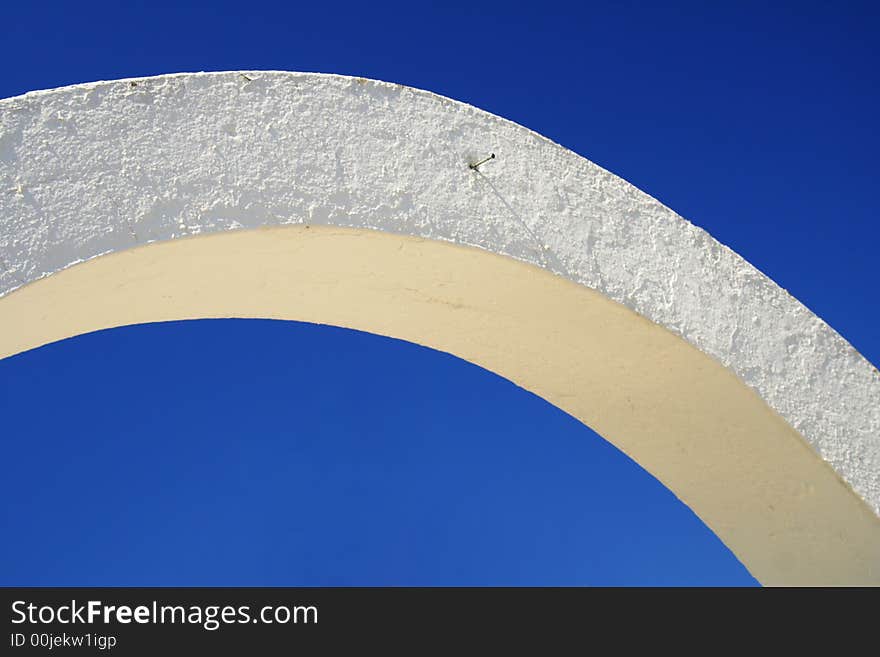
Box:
[1,72,878,585]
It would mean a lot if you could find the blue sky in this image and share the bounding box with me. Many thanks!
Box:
[1,1,877,586]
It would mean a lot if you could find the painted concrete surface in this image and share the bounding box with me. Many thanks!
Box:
[3,225,879,585]
[0,71,878,526]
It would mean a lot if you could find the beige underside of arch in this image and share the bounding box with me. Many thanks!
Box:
[1,225,877,585]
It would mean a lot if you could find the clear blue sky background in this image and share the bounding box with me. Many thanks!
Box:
[1,1,877,586]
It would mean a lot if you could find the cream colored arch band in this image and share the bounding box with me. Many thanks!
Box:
[0,225,877,585]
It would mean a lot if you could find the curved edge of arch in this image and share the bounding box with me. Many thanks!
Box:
[1,70,879,520]
[1,225,878,585]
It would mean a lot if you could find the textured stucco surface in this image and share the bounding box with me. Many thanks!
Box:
[1,71,878,517]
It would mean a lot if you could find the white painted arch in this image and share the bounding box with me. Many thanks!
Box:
[1,71,878,585]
